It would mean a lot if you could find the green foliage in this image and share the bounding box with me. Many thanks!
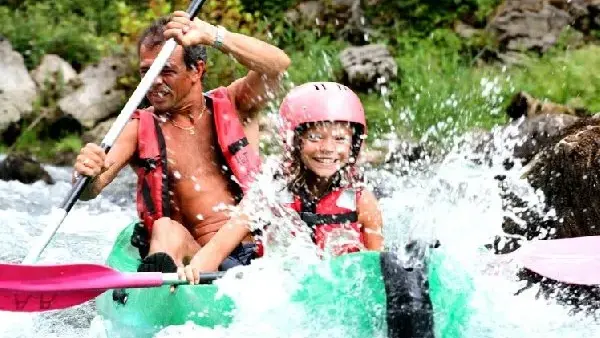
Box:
[361,31,508,143]
[8,128,82,162]
[199,0,262,36]
[1,0,600,159]
[54,135,83,154]
[115,0,172,47]
[0,0,121,70]
[508,45,600,113]
[285,33,346,85]
[202,49,249,90]
[365,0,502,41]
[239,0,296,18]
[10,129,40,154]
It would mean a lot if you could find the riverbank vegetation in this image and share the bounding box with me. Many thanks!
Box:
[1,0,599,161]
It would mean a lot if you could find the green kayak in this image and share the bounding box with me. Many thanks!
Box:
[96,223,473,337]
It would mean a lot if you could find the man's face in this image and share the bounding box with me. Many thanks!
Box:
[139,43,203,113]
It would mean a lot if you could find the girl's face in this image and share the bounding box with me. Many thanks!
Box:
[299,122,353,178]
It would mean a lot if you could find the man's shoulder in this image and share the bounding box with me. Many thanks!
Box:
[204,86,228,99]
[132,106,156,119]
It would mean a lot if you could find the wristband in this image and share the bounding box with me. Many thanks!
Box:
[213,25,226,49]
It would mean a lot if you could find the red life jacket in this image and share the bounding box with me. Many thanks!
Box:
[255,187,366,257]
[290,188,365,256]
[132,87,261,234]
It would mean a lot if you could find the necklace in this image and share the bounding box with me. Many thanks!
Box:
[168,105,208,135]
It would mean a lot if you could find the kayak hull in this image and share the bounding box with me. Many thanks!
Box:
[95,223,471,337]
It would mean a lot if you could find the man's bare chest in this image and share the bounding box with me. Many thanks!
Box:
[161,122,224,182]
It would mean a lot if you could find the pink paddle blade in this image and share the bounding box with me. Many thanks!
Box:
[0,263,163,312]
[518,236,600,285]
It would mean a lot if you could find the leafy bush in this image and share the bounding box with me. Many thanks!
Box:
[365,0,502,38]
[0,0,122,69]
[239,0,297,18]
[508,45,600,113]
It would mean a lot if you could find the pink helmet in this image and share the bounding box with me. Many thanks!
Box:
[279,82,367,156]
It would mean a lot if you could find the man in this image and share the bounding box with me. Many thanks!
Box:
[72,11,290,273]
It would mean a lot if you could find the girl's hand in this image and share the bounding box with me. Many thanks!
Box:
[177,263,203,285]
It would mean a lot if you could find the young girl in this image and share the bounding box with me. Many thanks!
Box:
[179,82,383,284]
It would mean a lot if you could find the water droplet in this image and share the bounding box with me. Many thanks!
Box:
[196,214,204,221]
[194,184,201,191]
[173,171,182,179]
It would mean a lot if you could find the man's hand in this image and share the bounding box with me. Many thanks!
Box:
[73,143,111,181]
[164,11,216,47]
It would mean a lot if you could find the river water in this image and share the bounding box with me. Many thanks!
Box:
[1,125,600,337]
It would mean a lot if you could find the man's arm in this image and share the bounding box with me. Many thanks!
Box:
[357,189,384,251]
[73,119,139,200]
[164,11,291,121]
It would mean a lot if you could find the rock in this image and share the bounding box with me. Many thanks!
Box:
[30,54,78,91]
[454,21,481,39]
[82,117,115,144]
[365,132,431,174]
[506,91,582,120]
[496,51,531,66]
[498,117,600,244]
[460,101,581,168]
[332,0,372,45]
[58,57,128,129]
[0,38,38,135]
[498,116,600,315]
[510,113,580,163]
[330,0,355,10]
[488,0,573,53]
[339,44,398,90]
[285,0,371,44]
[45,114,83,140]
[0,152,54,184]
[48,150,77,167]
[564,0,600,33]
[286,1,323,25]
[1,122,21,146]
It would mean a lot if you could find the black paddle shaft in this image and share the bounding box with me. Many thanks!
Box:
[60,0,208,214]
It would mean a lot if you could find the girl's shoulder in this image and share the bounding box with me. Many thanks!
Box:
[356,187,381,213]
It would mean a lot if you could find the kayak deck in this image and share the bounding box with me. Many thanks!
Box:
[96,223,472,338]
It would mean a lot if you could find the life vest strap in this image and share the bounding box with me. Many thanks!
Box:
[141,177,156,216]
[228,137,249,155]
[299,211,358,228]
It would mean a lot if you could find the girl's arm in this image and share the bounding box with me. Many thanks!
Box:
[357,189,384,251]
[179,212,251,284]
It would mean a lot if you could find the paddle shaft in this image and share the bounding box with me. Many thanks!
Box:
[23,0,208,264]
[162,272,226,285]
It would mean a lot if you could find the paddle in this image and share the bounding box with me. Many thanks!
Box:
[5,236,600,313]
[22,0,209,264]
[0,263,226,312]
[517,235,600,286]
